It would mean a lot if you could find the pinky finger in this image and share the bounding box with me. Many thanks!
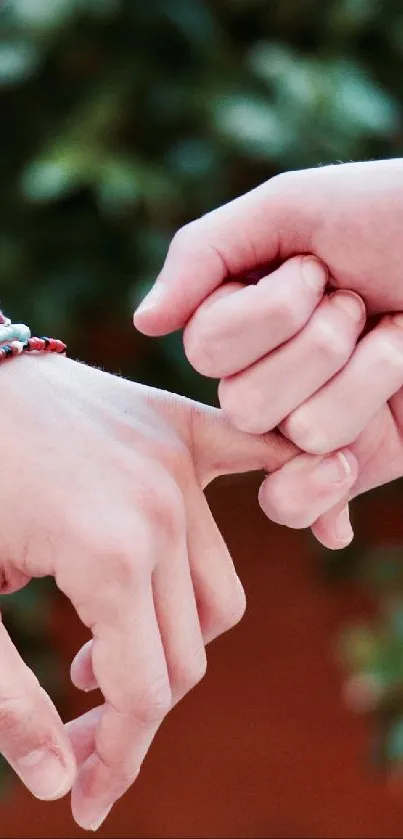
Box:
[311,500,353,551]
[258,449,357,547]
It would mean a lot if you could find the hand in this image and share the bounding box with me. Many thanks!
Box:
[0,352,298,831]
[184,282,403,547]
[132,159,403,543]
[133,159,403,454]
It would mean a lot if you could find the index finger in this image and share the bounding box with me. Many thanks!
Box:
[133,174,308,335]
[0,615,76,800]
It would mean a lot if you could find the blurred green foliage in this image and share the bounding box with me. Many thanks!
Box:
[1,0,403,396]
[2,0,403,783]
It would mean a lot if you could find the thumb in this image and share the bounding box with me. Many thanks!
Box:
[189,401,298,487]
[133,176,304,337]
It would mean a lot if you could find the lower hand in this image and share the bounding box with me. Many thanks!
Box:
[0,352,295,831]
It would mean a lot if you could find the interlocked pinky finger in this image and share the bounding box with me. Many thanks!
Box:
[311,501,352,551]
[258,449,357,546]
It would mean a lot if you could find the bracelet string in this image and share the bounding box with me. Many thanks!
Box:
[0,309,67,363]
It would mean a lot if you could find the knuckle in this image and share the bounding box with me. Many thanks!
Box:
[261,464,326,527]
[126,470,184,545]
[134,677,172,725]
[91,539,151,604]
[175,647,207,697]
[312,319,348,362]
[283,408,329,454]
[374,330,403,372]
[200,563,247,641]
[218,379,261,433]
[218,379,239,419]
[145,480,184,541]
[0,694,33,737]
[261,475,298,524]
[200,580,246,641]
[232,582,247,625]
[215,587,246,634]
[184,320,218,376]
[106,548,140,590]
[185,282,253,377]
[185,314,228,377]
[90,749,138,793]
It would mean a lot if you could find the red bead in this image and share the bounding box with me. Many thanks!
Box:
[0,330,67,362]
[52,339,66,353]
[21,336,66,355]
[27,337,43,351]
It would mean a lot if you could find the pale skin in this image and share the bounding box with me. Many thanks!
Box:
[0,351,297,831]
[133,158,403,549]
[6,158,403,832]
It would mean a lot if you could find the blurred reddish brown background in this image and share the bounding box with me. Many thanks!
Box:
[3,2,403,836]
[3,475,403,839]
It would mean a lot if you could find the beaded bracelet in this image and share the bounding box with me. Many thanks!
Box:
[0,309,66,363]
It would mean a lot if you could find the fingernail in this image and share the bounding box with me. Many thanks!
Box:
[15,747,71,800]
[330,291,365,322]
[314,451,352,484]
[135,282,165,317]
[334,506,354,544]
[88,805,113,831]
[301,257,327,292]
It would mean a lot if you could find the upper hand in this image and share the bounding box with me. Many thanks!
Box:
[131,160,403,543]
[132,161,403,453]
[132,161,403,452]
[133,158,403,334]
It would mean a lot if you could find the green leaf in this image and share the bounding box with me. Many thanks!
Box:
[82,0,120,17]
[328,60,400,135]
[96,159,141,212]
[167,139,220,178]
[248,42,300,88]
[21,159,84,202]
[157,0,218,50]
[248,43,400,139]
[6,0,79,29]
[0,41,39,84]
[328,0,380,32]
[212,94,294,160]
